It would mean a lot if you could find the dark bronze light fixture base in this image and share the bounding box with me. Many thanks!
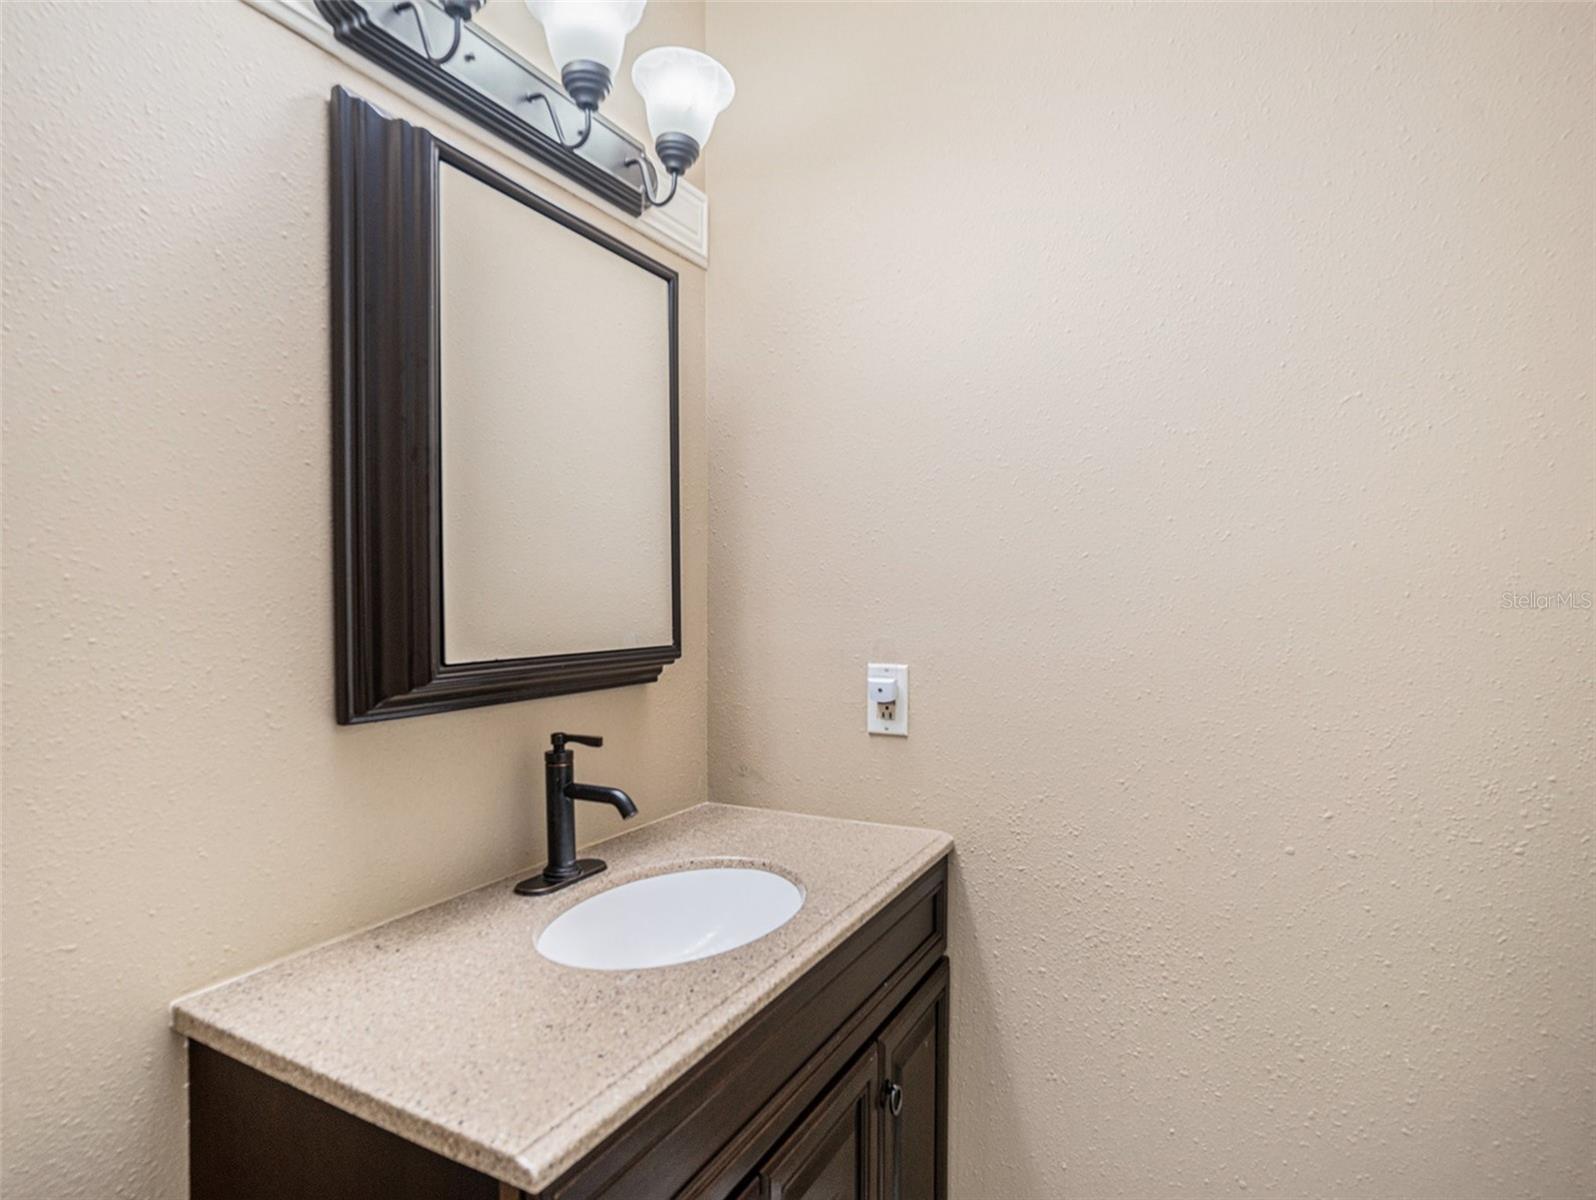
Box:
[654,131,700,176]
[515,857,608,896]
[560,60,612,113]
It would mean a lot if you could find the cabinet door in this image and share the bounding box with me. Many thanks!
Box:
[876,960,949,1200]
[761,1050,880,1200]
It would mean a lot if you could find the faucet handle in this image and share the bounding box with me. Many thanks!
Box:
[550,732,603,753]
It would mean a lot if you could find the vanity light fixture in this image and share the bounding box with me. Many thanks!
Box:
[520,0,644,150]
[627,46,735,207]
[522,1,735,208]
[319,0,731,213]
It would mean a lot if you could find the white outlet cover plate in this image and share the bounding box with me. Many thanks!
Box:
[867,663,909,736]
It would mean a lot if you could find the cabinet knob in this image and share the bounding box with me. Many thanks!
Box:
[882,1080,904,1116]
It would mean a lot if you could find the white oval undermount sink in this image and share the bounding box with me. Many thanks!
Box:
[536,867,804,971]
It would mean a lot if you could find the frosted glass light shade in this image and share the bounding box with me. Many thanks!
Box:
[631,47,735,148]
[525,0,645,74]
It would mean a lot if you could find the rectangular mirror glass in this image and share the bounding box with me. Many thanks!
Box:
[438,163,674,662]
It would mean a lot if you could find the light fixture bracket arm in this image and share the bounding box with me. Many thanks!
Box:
[521,93,594,151]
[392,0,477,65]
[625,155,681,208]
[627,132,700,208]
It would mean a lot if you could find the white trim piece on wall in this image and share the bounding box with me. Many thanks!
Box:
[240,0,710,267]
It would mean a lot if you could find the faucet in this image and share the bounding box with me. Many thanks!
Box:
[515,732,637,896]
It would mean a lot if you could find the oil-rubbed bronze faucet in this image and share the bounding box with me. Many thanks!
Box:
[515,733,637,896]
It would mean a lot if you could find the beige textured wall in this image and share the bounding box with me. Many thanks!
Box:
[705,4,1594,1198]
[0,2,707,1196]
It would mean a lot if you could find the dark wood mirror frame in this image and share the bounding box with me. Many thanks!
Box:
[329,87,681,724]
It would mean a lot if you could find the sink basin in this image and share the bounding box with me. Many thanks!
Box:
[535,867,804,971]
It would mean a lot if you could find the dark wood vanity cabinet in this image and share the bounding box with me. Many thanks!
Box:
[190,859,949,1200]
[747,960,948,1200]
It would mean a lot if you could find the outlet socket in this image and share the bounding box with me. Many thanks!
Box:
[867,663,909,736]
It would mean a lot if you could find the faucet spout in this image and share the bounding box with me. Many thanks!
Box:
[564,783,637,819]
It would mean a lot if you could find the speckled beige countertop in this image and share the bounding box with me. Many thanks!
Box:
[171,802,951,1194]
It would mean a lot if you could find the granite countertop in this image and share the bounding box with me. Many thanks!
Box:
[171,802,952,1194]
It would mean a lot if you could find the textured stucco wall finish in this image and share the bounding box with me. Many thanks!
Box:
[704,4,1594,1198]
[0,2,708,1195]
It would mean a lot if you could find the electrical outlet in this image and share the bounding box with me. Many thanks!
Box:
[867,663,908,736]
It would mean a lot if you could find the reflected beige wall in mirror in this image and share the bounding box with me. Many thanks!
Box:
[439,163,674,663]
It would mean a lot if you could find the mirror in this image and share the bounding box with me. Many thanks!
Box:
[330,88,681,724]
